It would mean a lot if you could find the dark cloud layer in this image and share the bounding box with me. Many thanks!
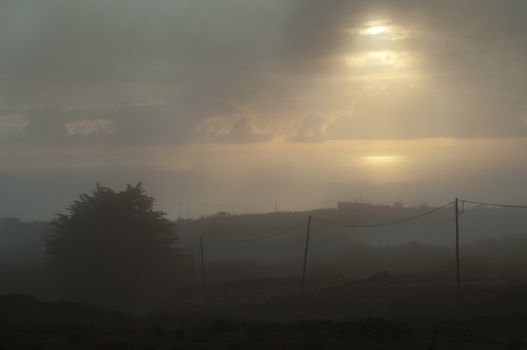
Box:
[2,0,527,142]
[0,94,243,145]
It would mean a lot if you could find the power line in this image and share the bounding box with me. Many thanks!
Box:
[461,200,527,209]
[311,201,454,228]
[203,219,308,243]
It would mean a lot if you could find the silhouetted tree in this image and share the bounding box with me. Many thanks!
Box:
[46,183,180,310]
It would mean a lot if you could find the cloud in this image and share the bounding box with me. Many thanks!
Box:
[323,84,527,140]
[0,115,28,131]
[521,111,527,127]
[291,113,328,142]
[0,114,28,142]
[0,95,241,145]
[65,119,115,136]
[2,0,527,143]
[196,118,274,144]
[224,118,274,143]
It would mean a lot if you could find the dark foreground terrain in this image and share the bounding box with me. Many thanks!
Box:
[1,275,527,349]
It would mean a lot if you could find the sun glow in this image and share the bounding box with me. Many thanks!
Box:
[360,25,390,36]
[353,20,410,41]
[355,154,410,183]
[345,50,415,70]
[360,155,406,165]
[344,20,420,80]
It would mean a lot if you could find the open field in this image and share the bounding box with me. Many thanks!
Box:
[2,273,527,349]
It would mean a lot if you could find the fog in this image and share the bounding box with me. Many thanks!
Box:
[2,1,527,347]
[1,0,527,220]
[2,138,527,220]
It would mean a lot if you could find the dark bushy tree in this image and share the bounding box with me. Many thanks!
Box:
[46,183,180,310]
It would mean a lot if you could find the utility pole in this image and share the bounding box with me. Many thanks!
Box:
[191,249,196,292]
[178,202,182,220]
[187,201,190,219]
[301,215,312,293]
[275,200,278,213]
[455,198,461,298]
[199,237,207,305]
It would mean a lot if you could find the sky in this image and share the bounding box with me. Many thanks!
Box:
[1,0,527,220]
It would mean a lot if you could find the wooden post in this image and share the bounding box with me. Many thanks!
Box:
[191,249,196,291]
[302,215,312,293]
[200,237,207,305]
[455,198,461,298]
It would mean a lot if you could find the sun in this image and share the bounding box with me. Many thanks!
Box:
[360,25,390,36]
[353,21,409,41]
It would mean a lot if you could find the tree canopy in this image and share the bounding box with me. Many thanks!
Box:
[46,183,180,310]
